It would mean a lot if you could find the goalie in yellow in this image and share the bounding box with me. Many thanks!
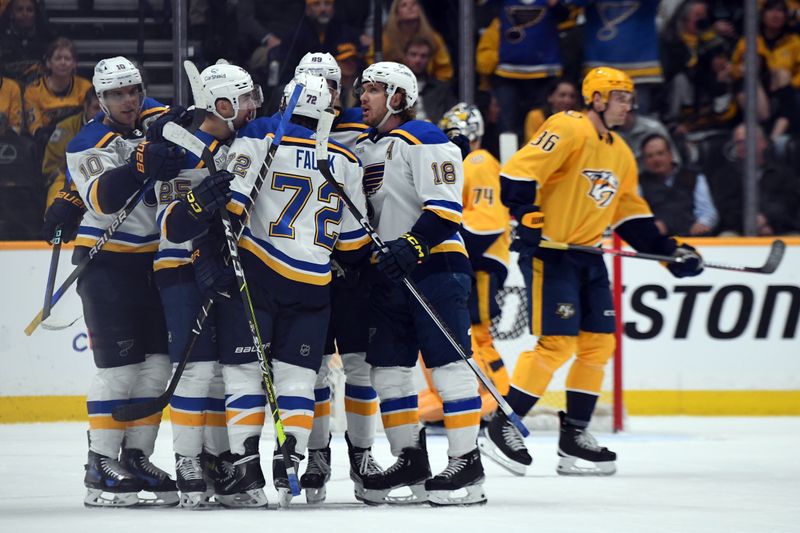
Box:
[480,67,704,477]
[419,103,511,426]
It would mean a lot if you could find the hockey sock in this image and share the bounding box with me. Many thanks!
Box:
[509,336,576,415]
[308,354,332,451]
[432,361,481,457]
[505,386,539,417]
[125,354,171,456]
[342,352,377,449]
[372,366,419,455]
[87,364,140,458]
[170,361,214,457]
[203,362,228,456]
[273,360,317,455]
[223,362,266,455]
[565,390,599,428]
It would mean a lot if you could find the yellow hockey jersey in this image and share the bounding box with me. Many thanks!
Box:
[23,75,92,135]
[500,110,651,246]
[0,76,22,134]
[461,148,510,273]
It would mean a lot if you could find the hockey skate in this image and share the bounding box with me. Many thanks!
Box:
[360,428,430,505]
[175,454,211,509]
[478,411,532,476]
[120,448,179,506]
[301,437,331,505]
[272,435,304,508]
[214,436,268,508]
[425,447,487,506]
[345,432,383,502]
[556,411,617,476]
[84,450,143,508]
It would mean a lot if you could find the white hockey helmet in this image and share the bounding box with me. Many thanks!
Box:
[295,52,342,96]
[92,56,144,115]
[439,103,484,142]
[282,72,332,120]
[359,61,418,114]
[200,63,263,129]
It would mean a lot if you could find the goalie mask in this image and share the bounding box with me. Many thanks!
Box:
[439,103,484,142]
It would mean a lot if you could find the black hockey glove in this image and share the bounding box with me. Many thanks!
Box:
[145,105,192,142]
[666,242,704,278]
[182,170,234,222]
[376,232,429,283]
[193,230,236,300]
[129,141,185,184]
[510,206,544,255]
[41,190,86,243]
[447,131,472,160]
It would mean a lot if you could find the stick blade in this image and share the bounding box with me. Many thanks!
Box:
[757,239,785,274]
[112,398,167,422]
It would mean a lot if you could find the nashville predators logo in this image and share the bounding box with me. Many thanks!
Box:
[583,169,619,208]
[555,303,575,320]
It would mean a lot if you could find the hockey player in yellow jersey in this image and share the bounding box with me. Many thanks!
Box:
[481,67,704,477]
[419,103,511,427]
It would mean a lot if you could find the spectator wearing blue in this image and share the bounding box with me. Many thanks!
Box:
[639,134,718,237]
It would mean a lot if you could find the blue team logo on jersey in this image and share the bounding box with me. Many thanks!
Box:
[583,169,619,208]
[364,163,385,197]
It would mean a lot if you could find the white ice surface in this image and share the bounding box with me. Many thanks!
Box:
[0,417,798,533]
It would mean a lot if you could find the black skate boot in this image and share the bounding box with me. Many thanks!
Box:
[174,454,209,509]
[345,432,383,503]
[272,435,304,508]
[198,450,227,506]
[214,436,268,508]
[120,448,179,506]
[425,447,487,506]
[301,435,331,505]
[478,410,532,476]
[84,450,143,508]
[557,411,617,476]
[361,428,431,505]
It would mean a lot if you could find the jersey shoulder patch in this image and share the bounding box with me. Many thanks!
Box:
[388,120,449,146]
[66,120,117,153]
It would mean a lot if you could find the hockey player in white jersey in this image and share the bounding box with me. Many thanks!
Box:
[153,63,267,508]
[354,62,486,506]
[49,56,185,507]
[293,51,380,504]
[221,72,371,507]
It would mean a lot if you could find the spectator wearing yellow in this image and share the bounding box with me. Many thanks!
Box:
[0,75,22,135]
[523,78,578,142]
[369,0,453,82]
[23,37,92,142]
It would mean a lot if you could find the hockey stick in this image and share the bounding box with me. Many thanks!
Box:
[24,178,157,336]
[539,239,786,274]
[42,181,72,321]
[314,108,530,437]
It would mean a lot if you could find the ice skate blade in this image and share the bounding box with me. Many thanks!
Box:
[277,487,294,508]
[136,490,179,507]
[179,491,207,509]
[216,488,268,508]
[84,489,139,508]
[427,483,487,506]
[478,436,528,476]
[351,477,367,503]
[556,454,616,476]
[304,485,327,505]
[360,483,428,505]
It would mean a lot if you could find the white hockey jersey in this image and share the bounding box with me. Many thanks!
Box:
[355,119,471,277]
[154,129,229,275]
[226,118,370,291]
[66,98,168,255]
[330,107,368,151]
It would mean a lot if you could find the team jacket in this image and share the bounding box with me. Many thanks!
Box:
[500,110,651,246]
[355,119,471,279]
[23,75,92,136]
[226,118,370,298]
[0,76,22,134]
[66,98,169,265]
[460,148,511,279]
[582,0,663,83]
[154,129,229,285]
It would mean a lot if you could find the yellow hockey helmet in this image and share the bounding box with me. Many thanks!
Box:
[581,67,634,105]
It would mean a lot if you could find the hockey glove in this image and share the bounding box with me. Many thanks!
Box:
[666,242,704,278]
[129,141,185,184]
[145,105,192,142]
[510,206,544,255]
[447,131,472,160]
[182,170,234,222]
[376,232,429,283]
[193,231,236,300]
[41,190,86,243]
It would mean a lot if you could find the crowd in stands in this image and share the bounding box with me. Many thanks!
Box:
[1,0,798,240]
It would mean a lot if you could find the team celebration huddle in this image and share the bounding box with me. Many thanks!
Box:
[39,50,704,510]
